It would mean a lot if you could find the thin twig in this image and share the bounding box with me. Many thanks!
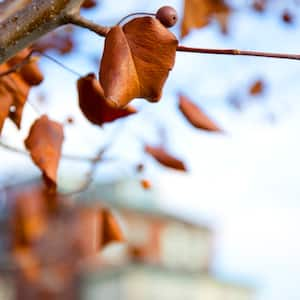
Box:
[176,46,300,61]
[0,139,97,162]
[67,14,110,37]
[38,52,82,77]
[117,12,156,25]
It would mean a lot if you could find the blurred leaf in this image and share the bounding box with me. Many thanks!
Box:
[145,144,187,171]
[179,94,222,132]
[101,208,124,248]
[181,0,231,38]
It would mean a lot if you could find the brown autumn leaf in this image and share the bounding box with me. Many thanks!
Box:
[140,179,152,190]
[24,115,64,189]
[81,0,97,9]
[0,71,30,128]
[99,16,178,108]
[249,79,265,96]
[0,85,13,133]
[252,0,266,12]
[101,208,124,248]
[11,185,48,248]
[179,94,222,132]
[181,0,231,38]
[6,48,44,86]
[145,145,187,171]
[0,48,43,129]
[282,10,294,24]
[77,73,136,126]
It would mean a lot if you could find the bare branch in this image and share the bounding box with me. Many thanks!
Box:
[176,46,300,61]
[0,0,86,64]
[67,14,110,37]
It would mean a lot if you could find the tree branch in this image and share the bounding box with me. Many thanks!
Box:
[0,0,86,64]
[176,46,300,61]
[67,14,110,37]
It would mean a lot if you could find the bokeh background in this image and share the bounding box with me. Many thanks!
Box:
[1,0,300,299]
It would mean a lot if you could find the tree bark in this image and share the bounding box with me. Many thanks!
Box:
[0,0,85,64]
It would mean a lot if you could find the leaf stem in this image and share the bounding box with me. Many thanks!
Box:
[176,46,300,61]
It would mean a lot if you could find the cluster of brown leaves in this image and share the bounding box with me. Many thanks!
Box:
[8,184,123,297]
[0,48,43,133]
[181,0,231,37]
[0,50,66,191]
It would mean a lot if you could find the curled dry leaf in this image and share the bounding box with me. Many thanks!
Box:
[77,73,136,126]
[100,16,178,108]
[179,94,222,132]
[101,208,124,248]
[6,48,44,86]
[181,0,231,38]
[0,48,43,131]
[25,115,64,189]
[145,145,187,171]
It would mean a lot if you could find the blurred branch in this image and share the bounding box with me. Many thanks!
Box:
[0,139,99,163]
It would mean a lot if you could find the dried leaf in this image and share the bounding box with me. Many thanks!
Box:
[145,145,187,171]
[181,0,231,38]
[25,115,64,189]
[140,179,152,190]
[12,186,48,247]
[0,49,43,129]
[1,72,30,128]
[7,48,44,86]
[100,17,178,108]
[77,73,136,126]
[81,0,97,9]
[252,0,266,12]
[249,79,265,96]
[0,85,13,133]
[101,208,124,247]
[282,10,294,24]
[179,94,221,132]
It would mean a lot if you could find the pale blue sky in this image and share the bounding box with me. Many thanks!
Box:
[1,0,300,299]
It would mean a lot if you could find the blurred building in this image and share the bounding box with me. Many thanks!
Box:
[78,179,254,300]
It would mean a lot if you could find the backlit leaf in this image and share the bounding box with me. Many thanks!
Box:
[99,17,178,108]
[101,208,124,248]
[181,0,231,38]
[77,73,136,126]
[25,115,64,189]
